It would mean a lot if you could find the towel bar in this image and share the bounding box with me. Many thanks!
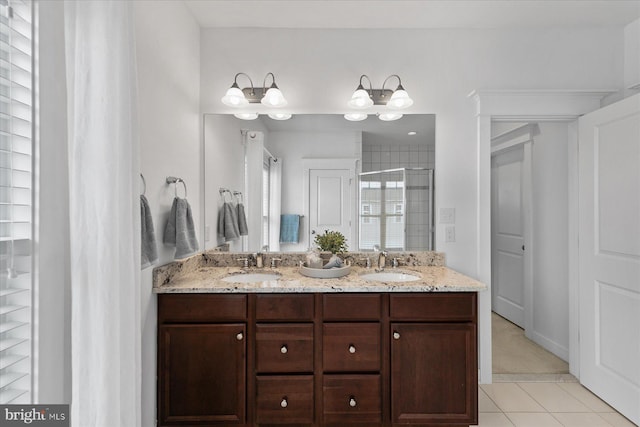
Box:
[166,176,187,198]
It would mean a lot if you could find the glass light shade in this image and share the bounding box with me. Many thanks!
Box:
[378,112,403,121]
[347,88,374,109]
[221,86,249,107]
[234,113,259,120]
[344,112,368,121]
[268,113,292,120]
[261,87,288,107]
[387,89,414,109]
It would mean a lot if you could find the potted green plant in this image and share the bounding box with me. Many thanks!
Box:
[314,230,348,255]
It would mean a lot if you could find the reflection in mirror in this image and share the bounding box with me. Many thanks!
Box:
[203,114,435,253]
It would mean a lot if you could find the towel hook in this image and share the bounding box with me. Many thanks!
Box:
[140,173,146,196]
[219,188,232,203]
[166,176,187,199]
[233,191,243,203]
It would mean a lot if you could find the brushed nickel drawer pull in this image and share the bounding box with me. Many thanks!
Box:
[281,397,288,408]
[393,331,400,340]
[280,345,288,354]
[348,344,356,354]
[236,332,244,341]
[349,397,357,407]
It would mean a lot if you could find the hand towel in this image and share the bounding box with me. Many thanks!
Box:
[140,194,158,268]
[163,197,199,259]
[279,214,300,243]
[218,202,240,241]
[237,202,248,236]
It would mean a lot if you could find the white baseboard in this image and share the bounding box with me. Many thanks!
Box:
[527,329,569,362]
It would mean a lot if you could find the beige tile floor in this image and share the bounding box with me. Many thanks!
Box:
[471,382,638,427]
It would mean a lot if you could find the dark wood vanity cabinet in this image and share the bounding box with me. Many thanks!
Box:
[157,292,477,427]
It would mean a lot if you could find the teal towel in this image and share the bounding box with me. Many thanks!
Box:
[279,214,300,243]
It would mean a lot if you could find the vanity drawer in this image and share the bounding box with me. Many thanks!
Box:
[390,293,476,322]
[323,323,380,372]
[323,374,381,424]
[323,294,381,321]
[158,294,246,323]
[256,324,314,373]
[255,294,314,321]
[256,375,314,424]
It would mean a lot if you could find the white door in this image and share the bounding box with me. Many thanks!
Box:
[578,94,640,425]
[491,146,526,328]
[309,168,353,250]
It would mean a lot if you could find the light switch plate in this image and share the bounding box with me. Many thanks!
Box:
[445,226,456,242]
[440,207,455,224]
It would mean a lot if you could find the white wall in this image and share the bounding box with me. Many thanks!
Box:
[266,130,362,252]
[37,0,71,404]
[530,122,570,359]
[134,2,201,425]
[624,19,640,91]
[200,27,623,277]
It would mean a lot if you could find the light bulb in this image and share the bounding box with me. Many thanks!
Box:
[347,88,373,109]
[261,87,288,107]
[378,112,403,121]
[387,88,413,109]
[221,85,248,107]
[344,113,368,121]
[268,113,292,120]
[234,113,258,120]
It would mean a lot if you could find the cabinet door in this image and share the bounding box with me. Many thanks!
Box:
[390,323,477,425]
[159,324,246,425]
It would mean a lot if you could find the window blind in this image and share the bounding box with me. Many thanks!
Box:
[0,0,33,404]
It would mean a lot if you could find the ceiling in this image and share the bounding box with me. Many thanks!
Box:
[183,1,640,29]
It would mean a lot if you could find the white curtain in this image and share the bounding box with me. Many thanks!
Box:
[65,1,141,426]
[268,158,282,252]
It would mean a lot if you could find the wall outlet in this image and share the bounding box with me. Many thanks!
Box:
[440,207,455,224]
[445,226,456,243]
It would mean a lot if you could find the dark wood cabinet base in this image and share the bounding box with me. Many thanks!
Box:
[158,292,477,427]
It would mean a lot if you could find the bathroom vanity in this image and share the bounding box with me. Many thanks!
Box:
[154,252,485,427]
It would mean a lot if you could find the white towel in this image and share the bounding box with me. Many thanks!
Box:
[140,194,158,268]
[163,197,199,259]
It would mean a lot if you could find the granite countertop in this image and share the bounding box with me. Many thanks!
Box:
[152,251,486,293]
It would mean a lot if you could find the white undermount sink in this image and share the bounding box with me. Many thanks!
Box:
[221,273,281,283]
[359,271,421,282]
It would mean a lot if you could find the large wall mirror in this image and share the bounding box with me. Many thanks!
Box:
[204,114,436,253]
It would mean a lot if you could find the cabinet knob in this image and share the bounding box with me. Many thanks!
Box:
[349,397,357,407]
[280,345,288,354]
[393,331,400,340]
[236,332,244,341]
[348,345,356,354]
[280,398,288,408]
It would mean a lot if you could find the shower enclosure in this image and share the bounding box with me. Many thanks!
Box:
[358,168,434,251]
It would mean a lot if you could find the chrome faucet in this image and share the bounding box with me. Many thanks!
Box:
[378,251,388,270]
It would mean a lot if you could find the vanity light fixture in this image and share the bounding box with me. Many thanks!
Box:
[221,72,288,108]
[346,74,414,121]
